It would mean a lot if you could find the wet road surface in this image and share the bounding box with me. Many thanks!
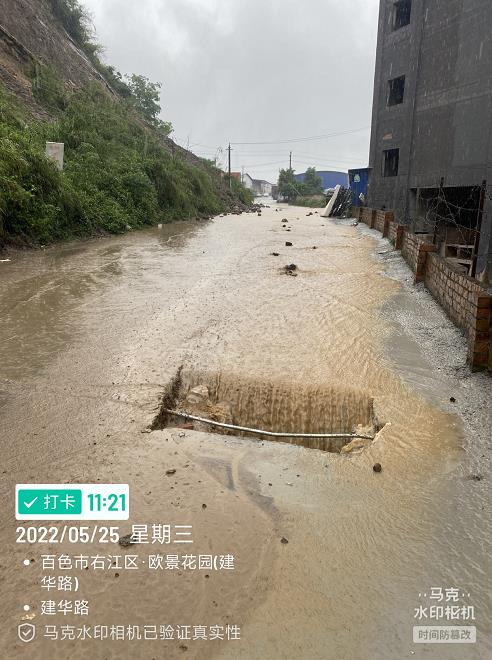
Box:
[0,207,491,659]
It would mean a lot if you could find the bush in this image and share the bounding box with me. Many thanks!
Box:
[230,176,254,206]
[292,195,327,208]
[29,64,67,112]
[47,0,95,52]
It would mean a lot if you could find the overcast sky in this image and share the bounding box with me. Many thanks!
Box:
[82,0,379,182]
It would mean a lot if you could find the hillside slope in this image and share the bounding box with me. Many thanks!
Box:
[0,0,251,247]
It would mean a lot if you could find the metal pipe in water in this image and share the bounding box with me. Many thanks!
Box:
[164,409,375,440]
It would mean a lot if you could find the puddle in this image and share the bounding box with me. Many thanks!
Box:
[153,368,382,453]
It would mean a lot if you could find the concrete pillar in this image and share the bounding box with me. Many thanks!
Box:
[45,142,64,170]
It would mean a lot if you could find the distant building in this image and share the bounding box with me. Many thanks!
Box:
[242,175,274,196]
[254,180,273,196]
[294,170,349,191]
[368,0,492,282]
[242,173,254,190]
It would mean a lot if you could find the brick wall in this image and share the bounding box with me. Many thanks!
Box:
[388,222,405,250]
[359,206,492,373]
[401,233,437,283]
[425,254,492,371]
[374,211,394,237]
[361,208,376,228]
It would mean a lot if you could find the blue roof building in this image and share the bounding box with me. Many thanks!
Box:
[294,170,348,191]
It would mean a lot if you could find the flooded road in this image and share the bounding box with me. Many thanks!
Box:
[0,207,491,659]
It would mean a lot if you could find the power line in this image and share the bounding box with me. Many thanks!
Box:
[231,126,370,146]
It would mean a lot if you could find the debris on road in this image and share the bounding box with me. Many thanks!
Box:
[341,438,372,454]
[118,534,136,547]
[286,242,293,246]
[373,463,382,473]
[284,264,298,276]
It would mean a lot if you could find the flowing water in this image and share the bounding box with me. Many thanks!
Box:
[0,208,490,659]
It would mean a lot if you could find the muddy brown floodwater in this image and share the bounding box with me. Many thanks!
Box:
[0,207,491,659]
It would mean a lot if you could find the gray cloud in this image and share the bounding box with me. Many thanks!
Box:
[82,0,379,181]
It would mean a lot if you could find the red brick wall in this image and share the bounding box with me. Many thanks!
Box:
[356,208,492,373]
[401,233,437,282]
[374,211,394,237]
[424,254,492,371]
[388,222,405,250]
[361,208,376,228]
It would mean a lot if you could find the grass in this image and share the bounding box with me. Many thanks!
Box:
[292,195,327,208]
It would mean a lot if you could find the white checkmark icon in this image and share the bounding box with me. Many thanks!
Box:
[23,498,38,509]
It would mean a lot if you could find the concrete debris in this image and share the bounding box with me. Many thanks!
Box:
[186,385,209,404]
[341,438,372,454]
[284,264,298,276]
[118,534,136,547]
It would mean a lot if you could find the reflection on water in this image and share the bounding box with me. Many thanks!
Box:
[0,223,198,380]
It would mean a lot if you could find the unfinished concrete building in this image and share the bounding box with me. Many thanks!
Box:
[368,0,492,284]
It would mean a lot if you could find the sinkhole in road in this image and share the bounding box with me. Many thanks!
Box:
[152,368,382,453]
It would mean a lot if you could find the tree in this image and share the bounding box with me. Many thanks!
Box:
[278,168,299,202]
[302,167,323,195]
[126,75,160,123]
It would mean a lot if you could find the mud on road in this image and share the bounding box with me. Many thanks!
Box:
[0,206,491,659]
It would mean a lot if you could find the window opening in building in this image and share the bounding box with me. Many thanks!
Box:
[393,0,412,30]
[387,75,406,106]
[382,149,399,177]
[415,186,482,276]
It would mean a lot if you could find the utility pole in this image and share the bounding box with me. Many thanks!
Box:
[289,151,292,170]
[228,143,232,189]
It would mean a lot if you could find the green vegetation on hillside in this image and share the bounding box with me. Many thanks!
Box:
[0,84,251,245]
[0,0,253,246]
